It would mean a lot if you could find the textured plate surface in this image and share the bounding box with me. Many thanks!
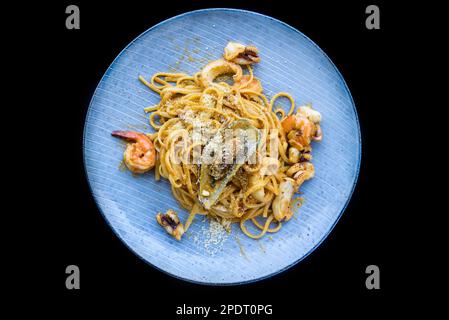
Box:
[83,8,361,284]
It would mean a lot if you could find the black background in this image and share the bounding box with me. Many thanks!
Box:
[12,0,423,316]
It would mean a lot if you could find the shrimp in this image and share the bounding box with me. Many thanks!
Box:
[233,75,263,93]
[282,115,316,149]
[281,106,322,150]
[111,130,156,173]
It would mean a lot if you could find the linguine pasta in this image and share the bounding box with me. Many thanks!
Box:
[114,42,323,240]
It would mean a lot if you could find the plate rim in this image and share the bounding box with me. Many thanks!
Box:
[82,7,362,286]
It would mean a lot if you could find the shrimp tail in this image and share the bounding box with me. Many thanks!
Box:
[111,130,138,142]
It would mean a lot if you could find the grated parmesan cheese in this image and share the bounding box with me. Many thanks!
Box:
[191,218,230,256]
[202,93,215,108]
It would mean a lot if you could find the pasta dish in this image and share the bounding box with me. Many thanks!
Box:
[112,42,323,240]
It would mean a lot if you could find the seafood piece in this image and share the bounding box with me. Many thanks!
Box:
[272,178,295,221]
[224,42,245,60]
[260,157,280,176]
[281,106,322,149]
[282,115,316,149]
[156,209,185,241]
[299,151,313,162]
[298,105,322,142]
[232,75,263,93]
[313,125,323,142]
[288,147,300,163]
[224,42,261,65]
[297,105,321,124]
[200,59,242,89]
[111,131,156,173]
[286,162,315,188]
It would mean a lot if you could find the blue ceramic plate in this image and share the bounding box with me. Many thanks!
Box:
[83,8,361,284]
